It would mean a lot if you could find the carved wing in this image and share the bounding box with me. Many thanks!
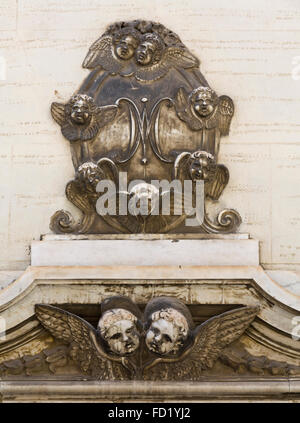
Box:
[35,304,127,380]
[134,60,169,83]
[66,180,95,213]
[61,122,80,142]
[166,47,199,69]
[135,47,199,83]
[190,306,259,370]
[174,88,203,131]
[94,105,118,129]
[82,35,123,74]
[206,164,229,200]
[144,306,258,381]
[51,102,65,127]
[217,95,234,135]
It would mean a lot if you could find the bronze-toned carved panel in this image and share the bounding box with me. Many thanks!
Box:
[48,20,241,234]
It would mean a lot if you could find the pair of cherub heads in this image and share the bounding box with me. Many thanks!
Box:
[111,29,164,67]
[99,296,193,357]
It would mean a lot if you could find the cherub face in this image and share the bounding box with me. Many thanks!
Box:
[188,151,216,181]
[146,319,180,355]
[104,319,140,355]
[70,99,91,125]
[129,182,159,215]
[115,35,139,60]
[193,90,216,117]
[135,41,157,66]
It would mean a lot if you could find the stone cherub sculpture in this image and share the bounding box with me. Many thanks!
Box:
[35,296,259,380]
[133,32,199,83]
[173,86,234,200]
[50,94,118,143]
[35,296,143,380]
[82,27,141,77]
[98,296,142,356]
[175,86,234,135]
[144,297,192,356]
[82,26,199,83]
[143,297,259,380]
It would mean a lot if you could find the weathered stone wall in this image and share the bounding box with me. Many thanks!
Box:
[0,1,300,284]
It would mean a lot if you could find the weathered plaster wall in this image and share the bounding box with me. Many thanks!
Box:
[0,1,300,288]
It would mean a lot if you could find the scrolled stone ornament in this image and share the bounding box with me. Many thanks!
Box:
[202,208,242,234]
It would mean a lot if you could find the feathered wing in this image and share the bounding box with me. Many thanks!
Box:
[217,95,234,135]
[35,304,127,380]
[144,306,259,381]
[61,105,118,143]
[134,47,198,83]
[51,102,65,126]
[82,35,123,74]
[61,122,80,142]
[94,105,118,129]
[190,306,259,370]
[174,87,203,131]
[66,180,95,213]
[206,164,229,200]
[167,47,199,69]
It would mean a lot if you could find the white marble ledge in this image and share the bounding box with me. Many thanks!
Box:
[31,238,259,267]
[41,233,250,241]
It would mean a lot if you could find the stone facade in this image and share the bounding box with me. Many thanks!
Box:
[0,1,300,403]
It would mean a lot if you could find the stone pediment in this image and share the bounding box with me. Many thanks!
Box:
[0,236,299,402]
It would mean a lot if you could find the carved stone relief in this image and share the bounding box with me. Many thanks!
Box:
[0,296,260,381]
[49,20,241,235]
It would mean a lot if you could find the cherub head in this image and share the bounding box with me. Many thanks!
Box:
[188,151,216,182]
[144,297,193,356]
[98,308,140,355]
[113,28,140,61]
[66,94,94,125]
[135,33,164,66]
[98,296,142,356]
[146,308,189,355]
[129,182,159,216]
[190,87,219,118]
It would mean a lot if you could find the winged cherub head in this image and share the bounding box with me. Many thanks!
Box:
[66,94,94,126]
[98,297,142,356]
[135,33,164,66]
[146,308,189,355]
[190,86,219,118]
[98,308,140,355]
[113,28,140,61]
